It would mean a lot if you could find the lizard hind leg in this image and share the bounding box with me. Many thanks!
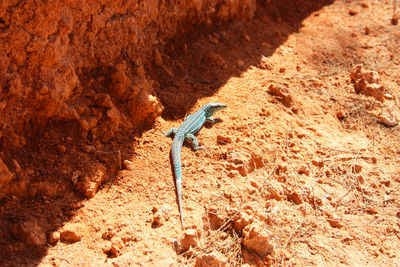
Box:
[185,133,205,151]
[163,127,178,137]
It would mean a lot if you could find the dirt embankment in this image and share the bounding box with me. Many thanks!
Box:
[3,0,400,266]
[0,0,261,196]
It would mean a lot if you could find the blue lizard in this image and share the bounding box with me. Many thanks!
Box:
[164,102,227,228]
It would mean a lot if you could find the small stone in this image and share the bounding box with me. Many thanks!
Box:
[298,164,310,176]
[349,10,358,16]
[233,210,254,231]
[123,160,134,171]
[102,228,115,240]
[60,223,88,242]
[366,206,378,215]
[227,170,240,178]
[384,93,394,100]
[288,190,303,204]
[336,110,346,119]
[242,222,274,255]
[360,2,369,8]
[244,34,251,41]
[391,16,399,25]
[357,175,365,184]
[376,107,400,127]
[151,212,165,228]
[364,26,370,35]
[217,135,232,145]
[279,67,286,73]
[109,237,124,257]
[57,144,66,153]
[353,164,362,174]
[327,217,344,228]
[179,229,199,252]
[195,251,228,267]
[49,231,60,244]
[350,64,385,101]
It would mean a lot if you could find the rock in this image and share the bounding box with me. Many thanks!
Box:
[353,164,362,174]
[376,106,400,127]
[195,251,228,267]
[151,211,165,228]
[11,220,46,246]
[298,164,310,176]
[57,144,66,153]
[336,110,346,119]
[348,9,358,16]
[217,135,233,144]
[74,163,107,198]
[102,228,115,240]
[122,160,134,171]
[179,229,199,252]
[49,231,60,244]
[350,64,385,101]
[109,237,124,257]
[233,210,254,231]
[60,223,88,242]
[242,222,274,255]
[327,216,344,228]
[0,158,14,185]
[287,190,303,204]
[267,83,293,107]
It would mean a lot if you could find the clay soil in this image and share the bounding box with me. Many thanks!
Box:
[1,0,400,266]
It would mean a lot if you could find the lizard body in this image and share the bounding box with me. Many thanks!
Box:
[164,102,226,228]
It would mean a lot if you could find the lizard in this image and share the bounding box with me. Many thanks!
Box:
[164,102,227,229]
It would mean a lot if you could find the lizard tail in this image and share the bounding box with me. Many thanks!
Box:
[171,137,185,229]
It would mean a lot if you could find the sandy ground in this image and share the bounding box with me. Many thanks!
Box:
[1,0,400,266]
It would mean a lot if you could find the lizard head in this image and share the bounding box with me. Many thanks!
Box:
[204,102,227,117]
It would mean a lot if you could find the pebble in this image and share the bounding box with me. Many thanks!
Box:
[233,210,254,231]
[242,222,274,255]
[49,231,60,244]
[57,144,66,153]
[60,222,88,242]
[109,237,124,257]
[298,164,310,176]
[287,190,303,204]
[327,216,344,228]
[179,229,199,252]
[349,10,358,16]
[123,160,134,171]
